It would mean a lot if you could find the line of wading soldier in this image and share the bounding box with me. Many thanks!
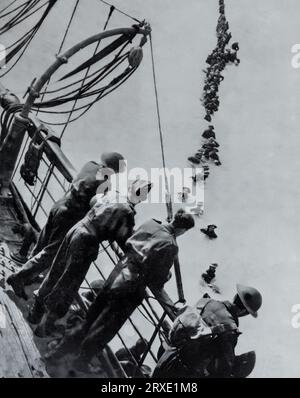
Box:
[7,152,262,377]
[188,0,240,178]
[202,0,240,123]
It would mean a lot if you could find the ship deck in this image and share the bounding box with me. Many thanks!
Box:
[0,192,112,378]
[0,193,48,378]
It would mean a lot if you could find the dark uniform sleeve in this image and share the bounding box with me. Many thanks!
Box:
[95,204,135,250]
[115,208,136,253]
[212,332,238,377]
[31,209,55,256]
[145,242,179,290]
[41,203,75,251]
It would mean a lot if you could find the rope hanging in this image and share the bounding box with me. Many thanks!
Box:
[30,2,119,212]
[58,3,116,140]
[31,36,144,125]
[9,0,81,182]
[98,0,142,24]
[202,0,240,123]
[149,33,186,304]
[187,0,240,176]
[35,66,137,126]
[29,0,81,211]
[0,0,58,77]
[0,0,19,17]
[149,33,173,223]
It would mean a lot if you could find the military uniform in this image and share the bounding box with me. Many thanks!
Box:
[72,161,112,195]
[9,161,110,292]
[153,299,240,378]
[50,219,179,362]
[38,194,136,320]
[10,195,90,287]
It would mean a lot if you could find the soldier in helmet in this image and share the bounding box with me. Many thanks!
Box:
[7,152,126,300]
[232,42,240,52]
[152,284,262,378]
[45,210,195,371]
[201,225,218,239]
[31,179,153,336]
[202,126,216,140]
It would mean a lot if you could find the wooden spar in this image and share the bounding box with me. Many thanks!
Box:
[0,25,151,194]
[22,25,151,117]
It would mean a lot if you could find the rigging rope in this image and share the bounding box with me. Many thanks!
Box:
[38,49,129,96]
[59,3,115,140]
[0,0,58,77]
[57,0,80,53]
[0,0,39,28]
[35,0,80,115]
[59,31,137,82]
[32,0,81,213]
[2,1,47,32]
[32,55,130,110]
[0,0,19,17]
[35,66,136,125]
[149,33,173,222]
[98,0,142,24]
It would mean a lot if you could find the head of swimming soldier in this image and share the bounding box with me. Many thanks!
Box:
[171,209,195,237]
[127,179,153,205]
[233,284,263,319]
[101,152,127,175]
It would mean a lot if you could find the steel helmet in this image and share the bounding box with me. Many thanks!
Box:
[101,152,126,173]
[236,284,262,318]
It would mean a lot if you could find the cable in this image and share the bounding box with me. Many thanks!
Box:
[149,33,173,222]
[35,0,80,116]
[32,55,129,110]
[1,1,47,33]
[57,3,115,140]
[0,0,58,77]
[34,66,136,125]
[38,47,129,96]
[0,0,26,19]
[58,0,80,53]
[0,0,40,33]
[98,0,142,24]
[29,0,80,211]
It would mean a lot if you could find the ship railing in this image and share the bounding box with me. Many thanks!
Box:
[10,118,178,378]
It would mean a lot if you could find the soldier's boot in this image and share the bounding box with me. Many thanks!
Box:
[201,228,209,236]
[208,231,218,239]
[7,274,28,300]
[35,312,57,338]
[28,296,45,324]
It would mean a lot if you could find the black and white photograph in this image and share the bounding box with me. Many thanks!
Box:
[0,0,298,382]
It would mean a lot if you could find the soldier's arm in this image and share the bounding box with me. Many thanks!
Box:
[147,243,178,290]
[213,332,238,377]
[115,210,135,253]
